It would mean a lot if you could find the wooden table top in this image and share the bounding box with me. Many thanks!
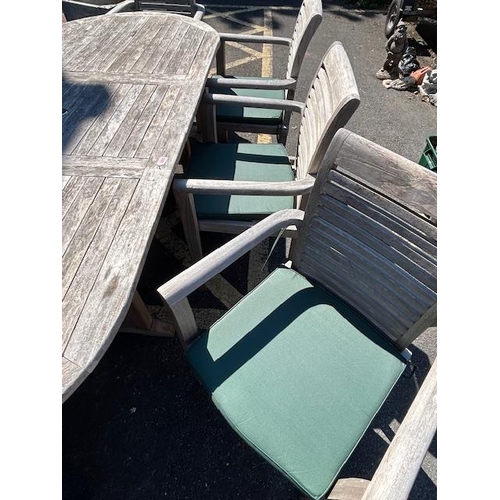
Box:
[62,12,219,402]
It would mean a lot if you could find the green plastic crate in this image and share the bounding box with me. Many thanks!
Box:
[419,136,437,172]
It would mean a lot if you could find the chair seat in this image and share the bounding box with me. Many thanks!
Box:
[185,142,295,220]
[210,76,285,126]
[186,267,407,499]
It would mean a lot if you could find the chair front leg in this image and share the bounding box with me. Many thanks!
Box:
[278,118,289,145]
[197,90,218,143]
[174,190,204,263]
[216,40,226,76]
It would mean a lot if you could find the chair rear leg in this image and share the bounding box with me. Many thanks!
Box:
[174,190,204,262]
[217,128,229,143]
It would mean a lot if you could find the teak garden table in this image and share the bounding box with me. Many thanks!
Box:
[62,12,219,402]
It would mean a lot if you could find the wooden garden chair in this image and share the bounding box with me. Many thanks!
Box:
[108,0,205,20]
[158,128,437,500]
[175,41,360,261]
[207,0,323,144]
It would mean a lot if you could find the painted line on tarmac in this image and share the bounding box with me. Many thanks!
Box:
[257,8,274,145]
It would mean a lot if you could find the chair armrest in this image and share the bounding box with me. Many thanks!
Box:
[107,0,135,14]
[219,33,291,46]
[173,177,315,196]
[203,93,305,114]
[207,77,297,91]
[157,209,304,306]
[206,77,297,91]
[193,2,205,20]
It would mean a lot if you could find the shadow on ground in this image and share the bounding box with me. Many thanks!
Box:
[63,323,435,500]
[63,199,436,500]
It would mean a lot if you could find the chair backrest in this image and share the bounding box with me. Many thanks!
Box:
[135,0,199,15]
[295,41,360,180]
[292,129,437,351]
[286,0,323,81]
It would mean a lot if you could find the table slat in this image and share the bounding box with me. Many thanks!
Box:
[107,15,170,73]
[135,84,180,159]
[62,155,147,178]
[69,83,132,156]
[62,177,122,298]
[62,176,103,254]
[62,175,86,218]
[62,178,139,351]
[119,83,170,158]
[64,164,174,368]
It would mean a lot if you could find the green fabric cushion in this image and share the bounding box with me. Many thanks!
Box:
[210,76,285,125]
[185,142,295,220]
[187,267,407,500]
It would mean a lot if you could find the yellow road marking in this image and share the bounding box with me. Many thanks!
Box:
[224,54,263,71]
[257,8,274,144]
[204,6,265,20]
[206,8,265,31]
[261,9,273,78]
[227,41,263,58]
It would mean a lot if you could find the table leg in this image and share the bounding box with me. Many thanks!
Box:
[120,291,174,337]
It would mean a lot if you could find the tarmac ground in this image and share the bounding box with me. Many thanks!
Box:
[62,2,437,499]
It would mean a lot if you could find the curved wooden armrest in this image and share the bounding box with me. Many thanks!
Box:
[202,93,305,114]
[173,177,315,196]
[193,2,205,20]
[206,77,297,91]
[107,0,135,14]
[219,33,291,46]
[157,209,304,306]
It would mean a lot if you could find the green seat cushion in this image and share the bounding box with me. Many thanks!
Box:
[185,142,294,220]
[187,267,407,500]
[210,76,285,125]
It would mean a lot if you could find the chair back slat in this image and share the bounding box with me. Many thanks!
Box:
[293,130,437,350]
[295,42,360,180]
[320,178,437,277]
[286,0,323,81]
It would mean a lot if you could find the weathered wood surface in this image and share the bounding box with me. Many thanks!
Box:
[62,13,219,402]
[296,41,360,178]
[293,129,437,350]
[207,76,296,90]
[286,0,323,81]
[328,478,370,500]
